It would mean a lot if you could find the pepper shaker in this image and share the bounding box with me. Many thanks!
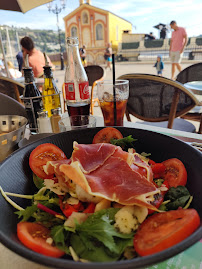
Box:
[50,107,62,133]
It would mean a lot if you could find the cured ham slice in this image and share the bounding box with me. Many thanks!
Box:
[43,159,75,192]
[72,142,134,173]
[132,153,153,182]
[60,143,159,210]
[43,159,71,176]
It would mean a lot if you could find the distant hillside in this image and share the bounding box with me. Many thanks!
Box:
[0,25,66,54]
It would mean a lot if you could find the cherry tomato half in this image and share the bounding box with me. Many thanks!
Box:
[134,209,200,256]
[17,222,65,258]
[162,158,187,187]
[151,163,166,179]
[29,143,67,179]
[92,127,123,144]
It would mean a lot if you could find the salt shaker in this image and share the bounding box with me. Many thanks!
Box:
[37,111,52,133]
[50,107,62,133]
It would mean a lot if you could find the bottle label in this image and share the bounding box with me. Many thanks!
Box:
[65,83,75,101]
[65,82,89,100]
[79,82,89,100]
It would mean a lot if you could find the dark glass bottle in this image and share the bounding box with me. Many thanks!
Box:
[23,55,42,130]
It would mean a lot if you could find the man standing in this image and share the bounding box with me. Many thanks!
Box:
[169,21,188,80]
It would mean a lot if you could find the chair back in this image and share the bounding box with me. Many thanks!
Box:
[0,76,24,103]
[176,63,202,84]
[0,93,27,118]
[84,65,104,86]
[118,74,199,129]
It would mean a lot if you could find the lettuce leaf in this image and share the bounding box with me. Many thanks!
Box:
[33,174,44,189]
[110,135,137,151]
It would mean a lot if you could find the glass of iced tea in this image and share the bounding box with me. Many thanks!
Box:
[97,80,129,126]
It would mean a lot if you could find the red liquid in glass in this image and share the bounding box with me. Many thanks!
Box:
[67,103,90,116]
[100,100,127,126]
[67,103,90,126]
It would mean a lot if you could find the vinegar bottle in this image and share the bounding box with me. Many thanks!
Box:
[42,53,61,117]
[23,54,42,130]
[64,37,90,117]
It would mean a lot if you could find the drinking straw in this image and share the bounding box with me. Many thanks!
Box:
[112,54,117,126]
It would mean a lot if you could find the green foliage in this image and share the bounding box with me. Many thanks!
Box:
[0,25,66,54]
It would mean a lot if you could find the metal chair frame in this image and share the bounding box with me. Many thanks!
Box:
[118,73,199,130]
[0,76,24,104]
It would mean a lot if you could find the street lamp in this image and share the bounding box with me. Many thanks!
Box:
[47,0,66,70]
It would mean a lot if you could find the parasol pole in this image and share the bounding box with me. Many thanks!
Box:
[0,28,10,78]
[112,53,117,126]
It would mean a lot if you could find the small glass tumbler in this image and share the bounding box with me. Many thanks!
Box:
[58,115,96,132]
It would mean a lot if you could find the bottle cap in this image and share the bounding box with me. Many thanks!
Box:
[37,111,48,118]
[43,52,50,67]
[24,54,29,68]
[51,107,62,116]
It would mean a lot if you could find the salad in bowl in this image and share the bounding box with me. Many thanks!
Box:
[0,127,200,264]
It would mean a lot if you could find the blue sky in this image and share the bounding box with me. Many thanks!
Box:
[0,0,202,38]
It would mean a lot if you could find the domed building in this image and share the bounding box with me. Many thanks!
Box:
[63,0,132,64]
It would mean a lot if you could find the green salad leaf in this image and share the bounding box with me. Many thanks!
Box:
[15,204,38,222]
[110,135,137,151]
[50,208,134,262]
[71,208,133,261]
[33,174,44,189]
[160,186,192,211]
[51,225,70,254]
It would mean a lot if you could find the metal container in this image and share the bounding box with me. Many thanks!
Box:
[0,115,28,162]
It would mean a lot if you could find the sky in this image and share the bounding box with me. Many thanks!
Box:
[0,0,202,38]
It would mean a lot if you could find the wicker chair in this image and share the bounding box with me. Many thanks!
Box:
[0,76,24,104]
[118,74,199,133]
[84,65,104,115]
[176,63,202,84]
[0,93,27,118]
[176,63,202,127]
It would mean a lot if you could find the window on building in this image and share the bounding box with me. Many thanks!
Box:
[71,26,77,37]
[96,24,103,40]
[82,12,88,24]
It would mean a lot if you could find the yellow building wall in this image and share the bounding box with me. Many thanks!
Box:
[108,13,132,51]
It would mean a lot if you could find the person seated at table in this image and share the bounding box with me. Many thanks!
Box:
[20,36,55,78]
[7,61,22,79]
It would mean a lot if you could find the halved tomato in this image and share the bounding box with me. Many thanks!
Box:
[92,127,123,144]
[133,209,200,256]
[17,222,65,258]
[29,143,67,179]
[162,158,187,187]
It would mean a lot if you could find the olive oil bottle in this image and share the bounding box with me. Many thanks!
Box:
[42,53,61,117]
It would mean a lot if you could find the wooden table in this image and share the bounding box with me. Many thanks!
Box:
[1,119,202,269]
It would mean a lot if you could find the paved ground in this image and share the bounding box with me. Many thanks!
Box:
[53,61,200,132]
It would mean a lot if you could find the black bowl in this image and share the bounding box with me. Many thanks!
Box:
[0,127,202,269]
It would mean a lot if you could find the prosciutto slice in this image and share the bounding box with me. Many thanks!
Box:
[60,143,159,210]
[72,142,117,173]
[43,159,71,176]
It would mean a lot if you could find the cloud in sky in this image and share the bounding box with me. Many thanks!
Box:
[0,0,201,37]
